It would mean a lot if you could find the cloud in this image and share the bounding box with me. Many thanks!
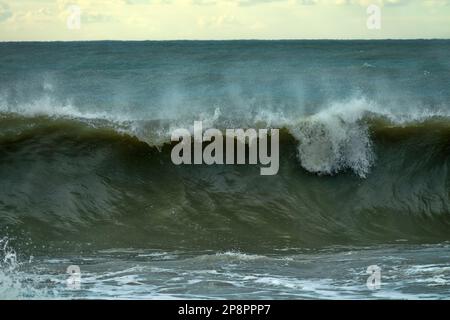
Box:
[124,0,172,4]
[235,0,286,6]
[7,6,56,25]
[296,0,319,4]
[2,0,450,40]
[423,0,450,5]
[82,12,117,23]
[197,14,240,27]
[0,2,12,23]
[333,0,414,5]
[191,0,415,6]
[192,0,217,5]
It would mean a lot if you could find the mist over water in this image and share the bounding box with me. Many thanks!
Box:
[0,40,449,299]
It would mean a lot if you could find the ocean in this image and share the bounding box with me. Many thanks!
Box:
[0,40,449,299]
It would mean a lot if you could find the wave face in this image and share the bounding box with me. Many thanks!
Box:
[0,112,449,250]
[0,40,450,252]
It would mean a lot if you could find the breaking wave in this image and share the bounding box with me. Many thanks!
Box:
[1,97,449,178]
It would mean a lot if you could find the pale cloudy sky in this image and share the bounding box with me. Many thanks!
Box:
[0,0,449,40]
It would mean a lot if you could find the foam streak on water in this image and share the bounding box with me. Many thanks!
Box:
[3,244,450,299]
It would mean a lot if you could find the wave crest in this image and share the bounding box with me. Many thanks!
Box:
[1,97,449,179]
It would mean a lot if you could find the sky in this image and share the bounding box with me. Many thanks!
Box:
[0,0,449,40]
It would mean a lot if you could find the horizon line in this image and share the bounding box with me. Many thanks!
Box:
[1,37,450,43]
